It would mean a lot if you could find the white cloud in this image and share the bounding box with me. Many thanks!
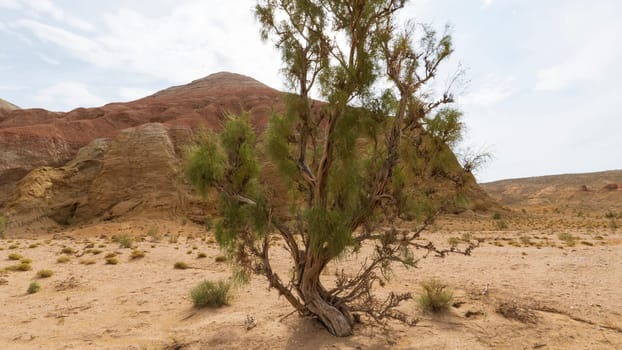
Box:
[35,82,106,111]
[535,3,622,91]
[10,1,282,88]
[461,75,514,107]
[118,87,155,101]
[482,0,494,8]
[36,51,59,65]
[21,0,95,31]
[0,0,20,9]
[13,19,99,53]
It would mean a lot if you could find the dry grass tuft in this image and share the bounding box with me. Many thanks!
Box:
[418,279,453,313]
[36,269,54,278]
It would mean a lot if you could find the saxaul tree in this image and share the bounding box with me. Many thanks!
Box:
[185,0,476,337]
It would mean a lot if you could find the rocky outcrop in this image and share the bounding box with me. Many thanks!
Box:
[5,138,110,228]
[5,124,192,229]
[88,123,186,219]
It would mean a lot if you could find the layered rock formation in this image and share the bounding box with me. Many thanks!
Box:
[0,72,280,206]
[1,72,494,230]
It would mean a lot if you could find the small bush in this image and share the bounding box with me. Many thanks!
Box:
[57,256,71,263]
[130,249,145,259]
[174,262,189,270]
[557,232,576,247]
[492,212,502,220]
[197,252,207,259]
[104,252,117,259]
[61,247,75,255]
[114,234,133,249]
[447,237,460,247]
[79,259,96,265]
[91,249,103,255]
[20,258,32,264]
[495,220,508,230]
[190,280,231,308]
[27,282,40,294]
[105,257,118,265]
[418,279,453,313]
[215,255,226,263]
[6,262,32,271]
[147,226,161,242]
[36,269,54,278]
[8,253,23,261]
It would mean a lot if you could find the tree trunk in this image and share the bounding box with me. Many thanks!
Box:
[300,258,354,336]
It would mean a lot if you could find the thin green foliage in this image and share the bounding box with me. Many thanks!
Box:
[190,280,231,308]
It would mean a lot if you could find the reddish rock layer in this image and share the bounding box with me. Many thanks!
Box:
[0,72,282,205]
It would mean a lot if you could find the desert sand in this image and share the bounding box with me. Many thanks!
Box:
[1,214,620,350]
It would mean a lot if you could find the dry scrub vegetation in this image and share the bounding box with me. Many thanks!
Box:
[0,215,619,349]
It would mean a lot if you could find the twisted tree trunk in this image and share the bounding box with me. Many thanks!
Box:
[300,256,354,336]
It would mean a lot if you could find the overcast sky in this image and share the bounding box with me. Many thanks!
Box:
[0,0,620,182]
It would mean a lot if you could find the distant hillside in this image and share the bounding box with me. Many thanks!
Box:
[482,170,622,212]
[0,98,19,112]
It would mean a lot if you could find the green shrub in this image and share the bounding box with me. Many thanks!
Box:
[190,280,231,308]
[197,252,207,259]
[20,258,32,264]
[36,269,54,278]
[105,257,118,265]
[492,212,501,220]
[418,279,453,313]
[27,282,40,294]
[215,255,226,263]
[104,252,117,259]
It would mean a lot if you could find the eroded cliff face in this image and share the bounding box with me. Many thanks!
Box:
[5,138,110,228]
[88,123,187,220]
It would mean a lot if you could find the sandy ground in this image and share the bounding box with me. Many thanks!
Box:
[1,217,621,350]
